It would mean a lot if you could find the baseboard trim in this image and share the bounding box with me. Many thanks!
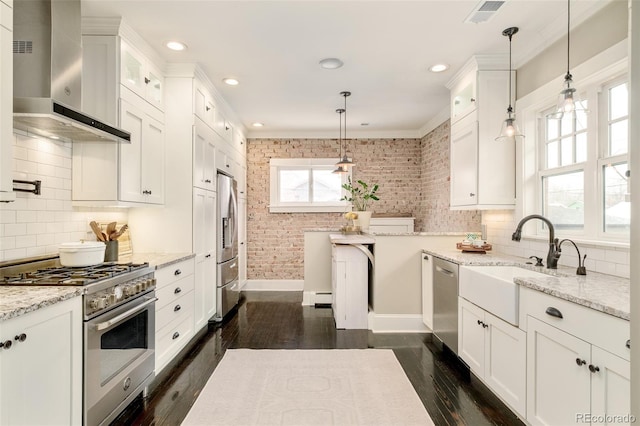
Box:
[367,312,430,333]
[302,291,333,306]
[243,279,303,291]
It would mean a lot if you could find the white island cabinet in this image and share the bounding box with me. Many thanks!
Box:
[330,234,374,329]
[0,297,82,425]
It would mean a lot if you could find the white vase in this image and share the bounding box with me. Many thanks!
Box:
[354,211,372,232]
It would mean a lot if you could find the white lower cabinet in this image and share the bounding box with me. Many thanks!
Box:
[155,258,195,374]
[458,298,526,416]
[521,287,630,426]
[526,316,630,426]
[421,252,433,329]
[0,297,82,425]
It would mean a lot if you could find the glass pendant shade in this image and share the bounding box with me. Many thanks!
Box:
[496,108,523,142]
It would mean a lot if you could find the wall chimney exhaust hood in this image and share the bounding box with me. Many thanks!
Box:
[12,0,130,144]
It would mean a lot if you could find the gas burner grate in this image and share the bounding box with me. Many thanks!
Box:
[0,262,150,286]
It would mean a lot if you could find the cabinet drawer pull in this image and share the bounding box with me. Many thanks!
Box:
[174,287,182,294]
[626,339,631,349]
[545,307,563,319]
[0,340,12,350]
[172,332,180,340]
[205,179,212,183]
[174,269,182,276]
[174,304,181,312]
[205,254,212,258]
[588,364,600,373]
[575,358,586,366]
[144,77,151,84]
[14,333,27,342]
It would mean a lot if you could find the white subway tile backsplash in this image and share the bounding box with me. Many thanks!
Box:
[0,133,128,261]
[605,249,629,265]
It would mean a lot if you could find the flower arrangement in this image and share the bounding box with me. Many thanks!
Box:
[340,177,379,211]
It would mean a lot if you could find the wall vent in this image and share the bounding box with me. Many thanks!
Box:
[13,40,33,54]
[465,0,505,24]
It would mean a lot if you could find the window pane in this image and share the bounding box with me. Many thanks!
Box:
[561,137,573,166]
[560,114,573,136]
[575,107,588,131]
[604,162,630,234]
[547,141,558,168]
[610,119,628,156]
[279,169,309,202]
[312,169,342,202]
[547,119,559,140]
[543,171,584,232]
[610,83,628,120]
[575,133,587,163]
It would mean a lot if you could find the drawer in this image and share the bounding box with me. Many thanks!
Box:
[155,312,194,374]
[156,273,194,310]
[520,287,630,361]
[156,289,194,331]
[155,258,195,288]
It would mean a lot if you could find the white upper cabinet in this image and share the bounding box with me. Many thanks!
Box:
[447,56,515,210]
[121,39,164,110]
[0,0,15,202]
[194,79,216,129]
[193,118,217,191]
[75,22,166,206]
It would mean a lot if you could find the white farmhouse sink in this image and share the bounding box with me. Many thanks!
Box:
[459,265,548,326]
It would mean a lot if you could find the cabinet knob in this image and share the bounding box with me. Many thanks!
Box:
[470,98,476,103]
[0,340,12,350]
[172,332,180,340]
[626,339,631,349]
[575,358,586,366]
[423,255,429,260]
[144,77,151,84]
[174,269,182,276]
[205,179,212,183]
[588,364,600,373]
[206,106,211,111]
[174,287,182,294]
[174,304,181,312]
[469,193,476,197]
[545,307,563,319]
[14,333,27,342]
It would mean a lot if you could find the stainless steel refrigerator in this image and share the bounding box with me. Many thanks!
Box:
[214,172,240,321]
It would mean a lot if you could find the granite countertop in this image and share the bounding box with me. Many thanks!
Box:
[0,252,195,323]
[0,286,84,322]
[329,233,376,244]
[423,249,630,321]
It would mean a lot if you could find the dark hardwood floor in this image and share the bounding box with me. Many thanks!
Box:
[113,292,524,426]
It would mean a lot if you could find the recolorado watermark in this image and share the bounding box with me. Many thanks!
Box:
[576,413,636,423]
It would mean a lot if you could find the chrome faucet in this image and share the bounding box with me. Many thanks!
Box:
[558,239,587,275]
[512,214,561,269]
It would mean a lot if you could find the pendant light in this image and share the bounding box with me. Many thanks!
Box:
[547,0,588,119]
[336,91,355,168]
[495,26,524,142]
[332,108,347,174]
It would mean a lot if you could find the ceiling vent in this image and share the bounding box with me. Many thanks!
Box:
[465,1,505,24]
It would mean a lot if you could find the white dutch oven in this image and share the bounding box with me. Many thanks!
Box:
[59,241,106,267]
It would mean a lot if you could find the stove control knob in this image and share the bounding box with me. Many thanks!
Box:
[112,285,124,301]
[146,278,155,289]
[90,296,107,310]
[136,281,143,292]
[124,285,135,297]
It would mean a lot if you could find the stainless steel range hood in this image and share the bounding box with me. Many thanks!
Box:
[13,0,130,143]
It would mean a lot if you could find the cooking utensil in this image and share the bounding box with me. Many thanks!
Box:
[109,224,129,241]
[90,221,105,242]
[106,222,117,239]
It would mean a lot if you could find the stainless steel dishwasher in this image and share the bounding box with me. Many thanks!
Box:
[433,256,459,354]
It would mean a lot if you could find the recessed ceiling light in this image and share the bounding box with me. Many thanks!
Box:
[429,64,449,73]
[166,41,187,51]
[252,122,264,127]
[319,58,344,69]
[223,78,239,86]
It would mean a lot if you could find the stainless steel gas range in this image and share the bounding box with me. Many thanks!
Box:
[0,256,156,426]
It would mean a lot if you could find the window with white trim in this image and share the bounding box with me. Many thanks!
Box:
[269,158,351,213]
[537,76,629,241]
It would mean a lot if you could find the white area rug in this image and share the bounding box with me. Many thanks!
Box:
[182,349,435,426]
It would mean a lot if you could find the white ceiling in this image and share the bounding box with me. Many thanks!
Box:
[81,0,612,138]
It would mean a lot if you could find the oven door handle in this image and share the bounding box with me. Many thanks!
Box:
[95,297,158,331]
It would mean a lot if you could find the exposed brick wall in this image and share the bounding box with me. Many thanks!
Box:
[418,120,482,232]
[246,138,421,280]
